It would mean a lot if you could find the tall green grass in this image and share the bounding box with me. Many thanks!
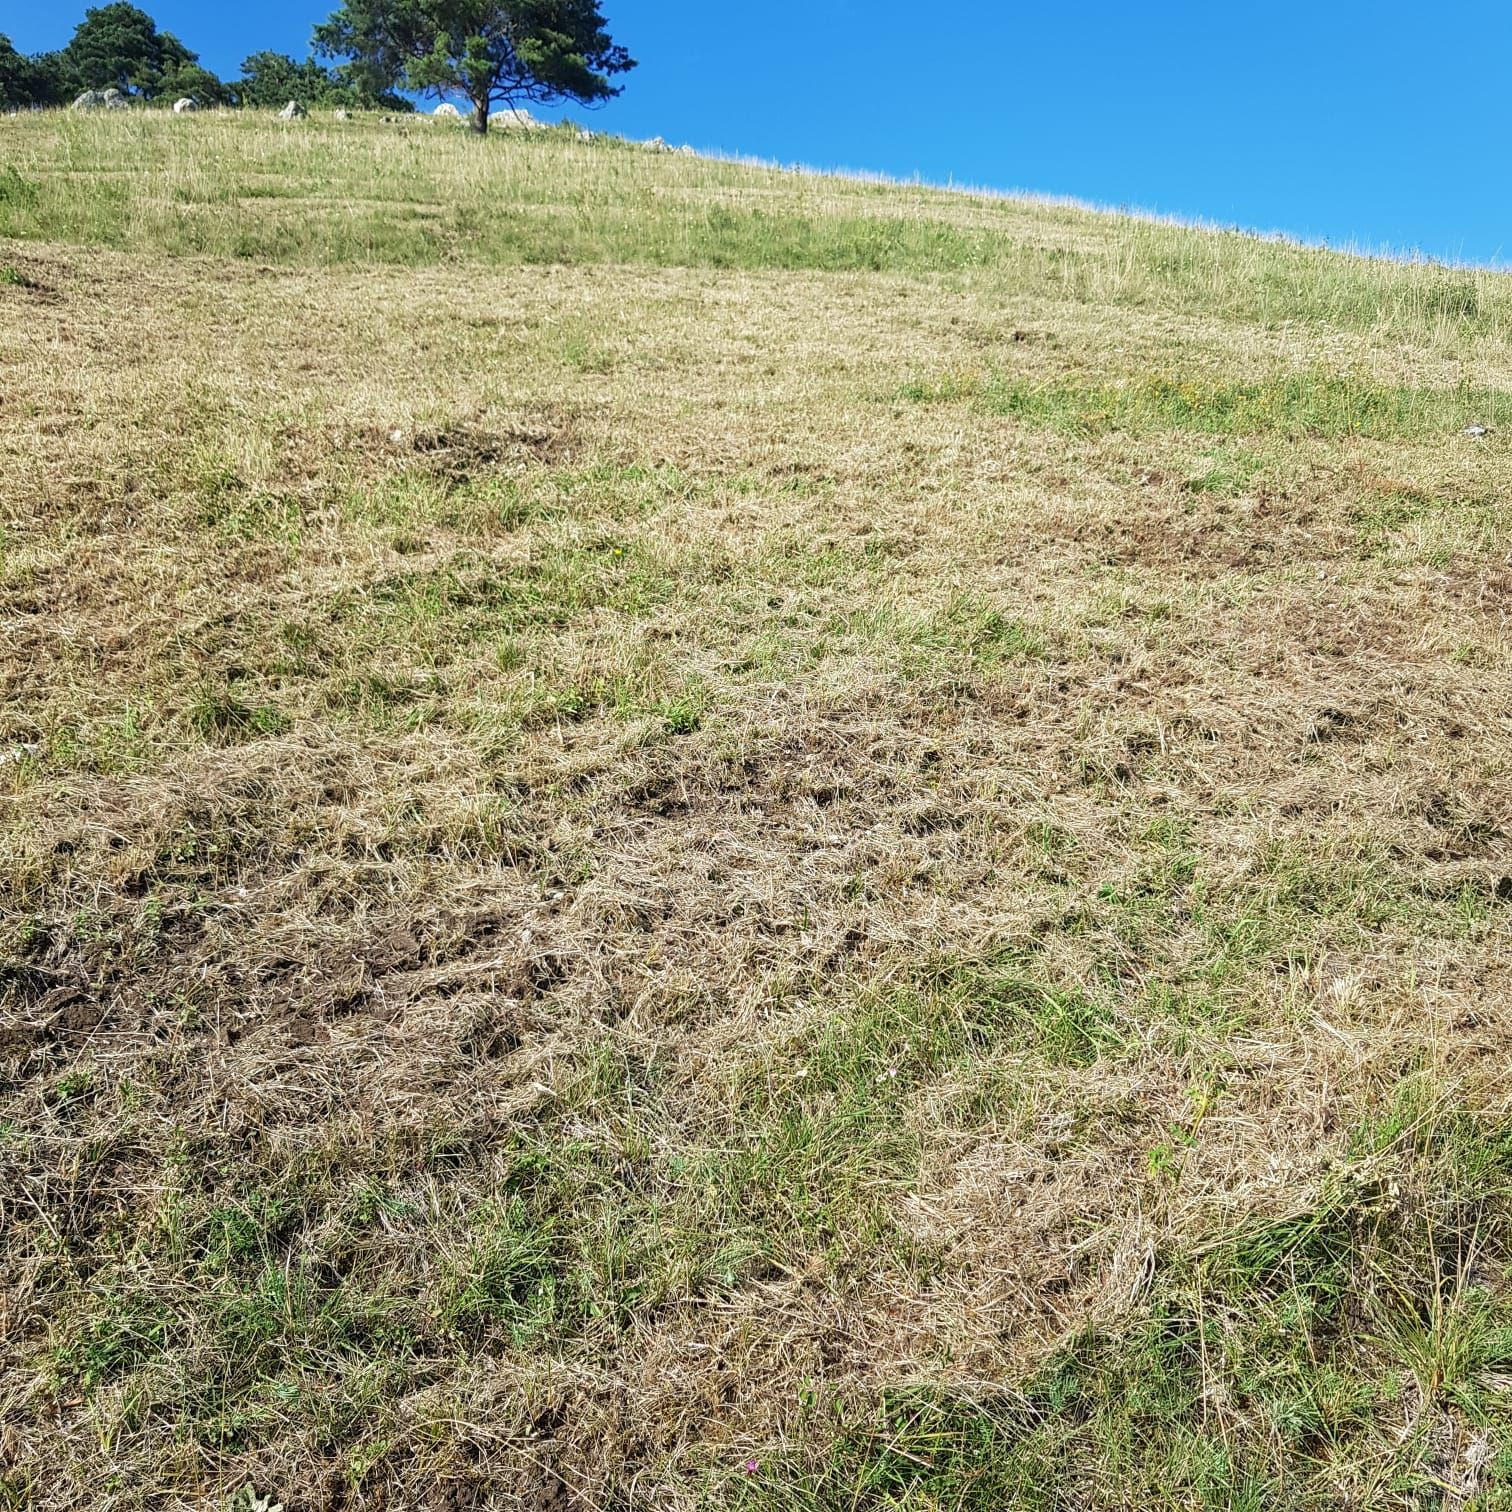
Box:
[3,112,1512,344]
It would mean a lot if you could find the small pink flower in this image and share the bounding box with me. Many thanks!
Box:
[743,1458,759,1475]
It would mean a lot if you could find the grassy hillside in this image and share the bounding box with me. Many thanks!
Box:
[4,110,1512,1511]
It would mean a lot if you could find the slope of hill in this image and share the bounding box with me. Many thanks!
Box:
[4,111,1512,1511]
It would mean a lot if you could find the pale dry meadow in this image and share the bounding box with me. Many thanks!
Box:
[4,110,1512,1511]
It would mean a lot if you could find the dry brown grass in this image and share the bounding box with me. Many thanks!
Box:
[4,115,1512,1511]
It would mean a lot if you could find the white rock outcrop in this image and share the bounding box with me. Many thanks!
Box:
[278,100,307,121]
[72,89,128,111]
[173,97,196,114]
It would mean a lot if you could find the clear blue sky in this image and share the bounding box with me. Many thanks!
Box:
[7,0,1511,266]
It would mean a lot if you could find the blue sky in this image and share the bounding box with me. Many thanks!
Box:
[7,0,1511,265]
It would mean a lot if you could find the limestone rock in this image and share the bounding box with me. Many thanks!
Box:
[72,90,123,111]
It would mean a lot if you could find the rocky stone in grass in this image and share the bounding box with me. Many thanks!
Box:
[434,102,462,121]
[278,100,308,121]
[334,108,350,120]
[496,107,539,129]
[173,98,196,114]
[72,89,126,111]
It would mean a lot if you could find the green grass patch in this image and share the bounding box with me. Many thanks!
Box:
[183,684,288,744]
[904,368,1511,440]
[437,1198,570,1343]
[735,1087,1512,1511]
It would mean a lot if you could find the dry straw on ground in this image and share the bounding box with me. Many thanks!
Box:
[3,111,1512,1511]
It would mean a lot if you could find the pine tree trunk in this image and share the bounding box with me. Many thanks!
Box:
[471,100,489,135]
